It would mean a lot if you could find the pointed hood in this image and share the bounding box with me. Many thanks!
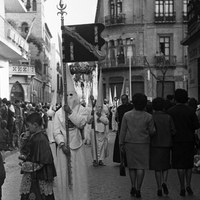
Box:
[62,64,79,109]
[114,85,117,99]
[96,68,103,109]
[109,88,113,107]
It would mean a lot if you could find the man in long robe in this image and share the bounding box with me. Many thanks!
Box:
[53,91,89,200]
[90,104,109,166]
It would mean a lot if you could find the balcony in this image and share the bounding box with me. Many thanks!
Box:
[154,55,176,67]
[105,14,126,26]
[0,16,29,60]
[154,12,176,24]
[9,64,35,76]
[99,56,146,70]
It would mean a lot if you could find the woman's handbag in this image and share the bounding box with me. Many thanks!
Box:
[119,151,126,176]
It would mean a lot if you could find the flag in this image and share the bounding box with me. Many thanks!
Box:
[25,17,36,41]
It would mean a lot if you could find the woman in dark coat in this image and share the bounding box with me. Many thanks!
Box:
[168,89,200,196]
[150,97,175,196]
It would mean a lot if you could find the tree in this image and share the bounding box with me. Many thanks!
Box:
[144,54,172,98]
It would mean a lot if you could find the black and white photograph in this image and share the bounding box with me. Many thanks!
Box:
[1,0,200,200]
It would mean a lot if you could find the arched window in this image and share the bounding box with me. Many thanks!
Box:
[32,0,37,11]
[21,22,29,33]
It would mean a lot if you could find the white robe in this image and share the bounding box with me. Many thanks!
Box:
[53,105,89,200]
[91,111,109,161]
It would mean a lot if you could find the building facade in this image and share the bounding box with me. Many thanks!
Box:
[6,0,52,103]
[182,0,200,101]
[95,0,189,101]
[0,0,29,99]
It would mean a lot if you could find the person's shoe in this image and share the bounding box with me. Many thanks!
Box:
[130,187,136,196]
[136,190,141,198]
[157,189,162,196]
[186,186,193,195]
[162,183,169,195]
[99,160,105,166]
[180,189,186,196]
[93,160,98,167]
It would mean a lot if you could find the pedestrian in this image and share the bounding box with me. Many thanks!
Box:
[113,94,133,164]
[0,98,8,123]
[0,152,6,200]
[53,65,89,200]
[119,93,156,198]
[168,89,200,196]
[6,101,15,150]
[0,120,9,153]
[150,97,175,196]
[19,112,56,200]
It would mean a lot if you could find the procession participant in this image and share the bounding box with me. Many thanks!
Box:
[168,89,200,196]
[19,112,56,200]
[53,65,89,200]
[113,94,133,164]
[46,91,59,200]
[111,97,118,132]
[90,69,109,166]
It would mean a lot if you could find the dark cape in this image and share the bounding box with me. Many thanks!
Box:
[113,103,133,163]
[21,131,56,200]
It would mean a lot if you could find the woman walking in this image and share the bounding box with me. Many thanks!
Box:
[150,97,175,196]
[119,93,156,198]
[168,89,200,196]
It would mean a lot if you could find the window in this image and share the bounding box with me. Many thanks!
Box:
[159,36,170,56]
[155,0,175,23]
[117,38,125,64]
[107,0,125,25]
[183,0,188,22]
[32,0,37,11]
[21,22,29,33]
[116,0,122,16]
[110,0,115,17]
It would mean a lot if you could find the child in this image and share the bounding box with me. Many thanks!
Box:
[0,152,6,200]
[19,112,56,200]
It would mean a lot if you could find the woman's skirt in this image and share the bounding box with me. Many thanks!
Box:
[172,142,195,169]
[150,147,171,170]
[125,143,149,169]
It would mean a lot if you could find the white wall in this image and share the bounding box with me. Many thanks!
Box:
[0,60,9,99]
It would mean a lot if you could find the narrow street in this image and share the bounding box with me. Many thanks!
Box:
[2,132,200,200]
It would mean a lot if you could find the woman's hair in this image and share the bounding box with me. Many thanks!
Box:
[26,112,43,126]
[152,97,165,111]
[132,93,147,111]
[188,97,198,111]
[174,89,188,104]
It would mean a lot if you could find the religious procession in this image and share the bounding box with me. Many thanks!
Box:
[2,0,200,200]
[1,63,200,200]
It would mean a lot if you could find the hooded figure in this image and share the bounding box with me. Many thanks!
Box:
[90,68,109,167]
[53,64,90,200]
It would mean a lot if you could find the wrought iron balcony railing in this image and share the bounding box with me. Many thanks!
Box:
[105,14,126,26]
[9,64,35,76]
[154,55,176,67]
[154,12,176,23]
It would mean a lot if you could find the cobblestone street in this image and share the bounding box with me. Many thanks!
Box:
[2,132,200,200]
